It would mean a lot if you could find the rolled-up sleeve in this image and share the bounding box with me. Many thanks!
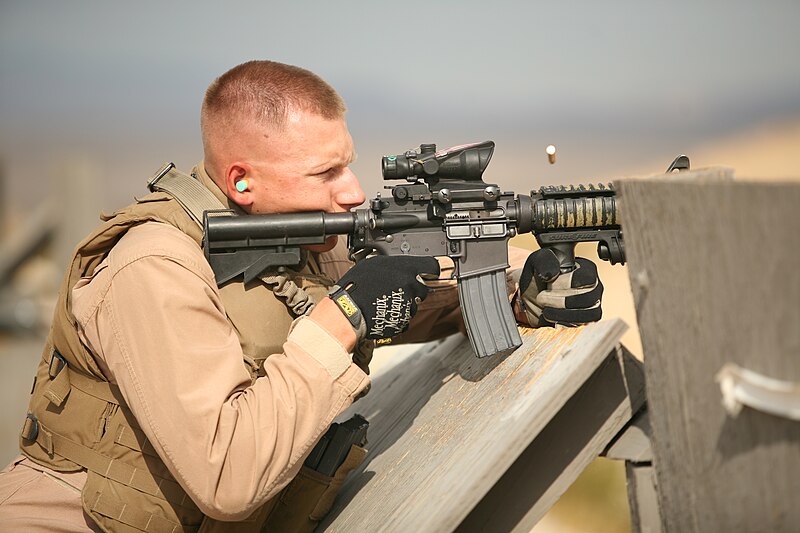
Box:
[71,222,368,520]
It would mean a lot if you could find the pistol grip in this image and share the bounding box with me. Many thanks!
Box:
[458,270,522,358]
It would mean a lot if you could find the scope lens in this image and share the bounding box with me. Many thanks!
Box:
[382,154,413,180]
[382,155,397,179]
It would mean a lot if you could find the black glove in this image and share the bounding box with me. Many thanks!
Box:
[518,248,603,327]
[328,255,440,340]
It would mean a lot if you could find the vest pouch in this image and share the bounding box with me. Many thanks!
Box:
[263,444,368,533]
[80,409,208,532]
[83,470,205,533]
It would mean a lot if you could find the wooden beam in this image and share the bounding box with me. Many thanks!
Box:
[616,171,800,531]
[625,462,661,533]
[603,409,662,532]
[456,346,645,532]
[604,408,653,463]
[320,319,636,532]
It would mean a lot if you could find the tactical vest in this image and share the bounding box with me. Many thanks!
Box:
[19,168,368,532]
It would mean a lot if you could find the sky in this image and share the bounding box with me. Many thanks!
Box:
[1,0,799,216]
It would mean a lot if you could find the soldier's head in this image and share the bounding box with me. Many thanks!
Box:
[201,60,365,222]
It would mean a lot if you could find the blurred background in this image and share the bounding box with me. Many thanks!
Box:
[1,1,798,531]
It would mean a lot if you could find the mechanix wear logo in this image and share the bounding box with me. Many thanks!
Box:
[369,288,413,338]
[336,294,358,317]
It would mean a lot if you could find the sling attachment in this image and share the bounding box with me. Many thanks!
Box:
[147,162,225,228]
[261,269,317,318]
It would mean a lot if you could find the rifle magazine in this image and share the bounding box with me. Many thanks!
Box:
[458,271,522,358]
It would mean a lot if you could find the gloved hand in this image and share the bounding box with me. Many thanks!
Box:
[328,255,440,340]
[518,248,604,327]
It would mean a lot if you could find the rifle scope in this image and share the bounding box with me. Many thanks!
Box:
[382,141,495,182]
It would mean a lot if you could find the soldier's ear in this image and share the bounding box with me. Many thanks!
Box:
[225,163,254,207]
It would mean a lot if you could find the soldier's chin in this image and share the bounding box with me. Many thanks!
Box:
[303,235,338,253]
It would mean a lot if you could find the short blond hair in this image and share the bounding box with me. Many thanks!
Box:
[201,60,346,166]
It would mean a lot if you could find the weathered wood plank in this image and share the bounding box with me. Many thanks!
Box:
[319,319,629,532]
[616,171,800,532]
[625,463,661,533]
[604,408,653,463]
[456,345,645,532]
[602,408,661,533]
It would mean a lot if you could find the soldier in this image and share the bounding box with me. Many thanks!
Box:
[0,60,602,532]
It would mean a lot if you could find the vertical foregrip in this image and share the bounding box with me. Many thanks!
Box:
[457,271,522,358]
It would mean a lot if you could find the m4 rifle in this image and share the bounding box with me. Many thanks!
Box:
[203,141,686,358]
